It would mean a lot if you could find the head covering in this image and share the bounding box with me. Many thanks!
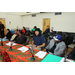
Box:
[35,28,40,32]
[53,34,62,41]
[35,28,41,36]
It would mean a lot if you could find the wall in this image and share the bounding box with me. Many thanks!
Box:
[23,12,75,33]
[0,12,75,33]
[6,14,23,30]
[0,12,23,30]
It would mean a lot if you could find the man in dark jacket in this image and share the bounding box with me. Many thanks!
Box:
[15,31,26,44]
[43,26,50,47]
[43,26,50,34]
[0,21,5,38]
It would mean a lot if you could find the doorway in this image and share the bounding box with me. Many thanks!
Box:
[0,19,6,35]
[43,18,50,33]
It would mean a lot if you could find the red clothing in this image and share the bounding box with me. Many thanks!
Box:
[22,29,26,34]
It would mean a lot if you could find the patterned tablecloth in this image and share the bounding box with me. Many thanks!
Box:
[0,41,48,62]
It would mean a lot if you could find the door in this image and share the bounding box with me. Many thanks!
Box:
[43,18,50,33]
[0,19,6,35]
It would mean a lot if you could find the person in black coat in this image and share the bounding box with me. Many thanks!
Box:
[0,21,5,38]
[15,31,26,44]
[43,26,50,34]
[4,29,12,40]
[43,26,50,46]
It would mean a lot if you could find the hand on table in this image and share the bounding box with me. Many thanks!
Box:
[42,49,46,52]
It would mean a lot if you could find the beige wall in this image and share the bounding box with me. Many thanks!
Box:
[0,12,23,30]
[0,12,75,33]
[23,12,75,33]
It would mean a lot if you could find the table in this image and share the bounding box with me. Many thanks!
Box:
[0,41,48,62]
[0,40,74,62]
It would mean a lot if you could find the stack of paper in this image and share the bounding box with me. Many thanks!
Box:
[60,57,74,62]
[35,51,47,59]
[18,46,29,52]
[6,42,17,46]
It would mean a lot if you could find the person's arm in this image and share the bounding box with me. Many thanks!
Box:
[43,43,50,52]
[32,40,34,47]
[54,45,66,56]
[31,40,34,50]
[43,39,53,52]
[37,43,45,48]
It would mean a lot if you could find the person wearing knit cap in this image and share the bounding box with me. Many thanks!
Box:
[32,28,45,50]
[43,34,66,56]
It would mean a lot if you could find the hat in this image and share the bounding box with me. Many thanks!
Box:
[35,28,41,36]
[53,35,62,41]
[35,28,41,32]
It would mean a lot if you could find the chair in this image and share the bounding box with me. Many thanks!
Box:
[64,34,73,55]
[23,36,30,45]
[49,34,53,40]
[52,31,56,34]
[25,30,30,36]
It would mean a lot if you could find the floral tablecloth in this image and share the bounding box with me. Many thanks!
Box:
[0,41,48,62]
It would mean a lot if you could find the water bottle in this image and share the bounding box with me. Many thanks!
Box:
[33,45,35,51]
[9,40,13,50]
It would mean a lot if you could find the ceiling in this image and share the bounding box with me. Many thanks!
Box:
[6,12,42,16]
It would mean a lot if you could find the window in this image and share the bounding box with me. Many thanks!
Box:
[55,12,62,15]
[32,14,36,17]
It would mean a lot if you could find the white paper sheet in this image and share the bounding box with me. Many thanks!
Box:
[6,42,17,46]
[60,57,74,62]
[35,51,47,59]
[18,46,29,52]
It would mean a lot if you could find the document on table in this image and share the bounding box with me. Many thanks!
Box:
[18,46,29,52]
[35,51,47,59]
[6,42,17,46]
[60,57,74,62]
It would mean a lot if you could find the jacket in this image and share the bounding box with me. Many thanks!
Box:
[46,39,66,55]
[6,32,12,40]
[0,24,4,32]
[15,34,26,44]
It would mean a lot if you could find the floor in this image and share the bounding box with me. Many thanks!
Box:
[0,36,74,62]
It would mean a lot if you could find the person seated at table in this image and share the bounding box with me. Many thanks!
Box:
[43,34,66,56]
[10,29,18,41]
[4,29,12,40]
[22,26,26,35]
[32,28,45,50]
[15,31,26,44]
